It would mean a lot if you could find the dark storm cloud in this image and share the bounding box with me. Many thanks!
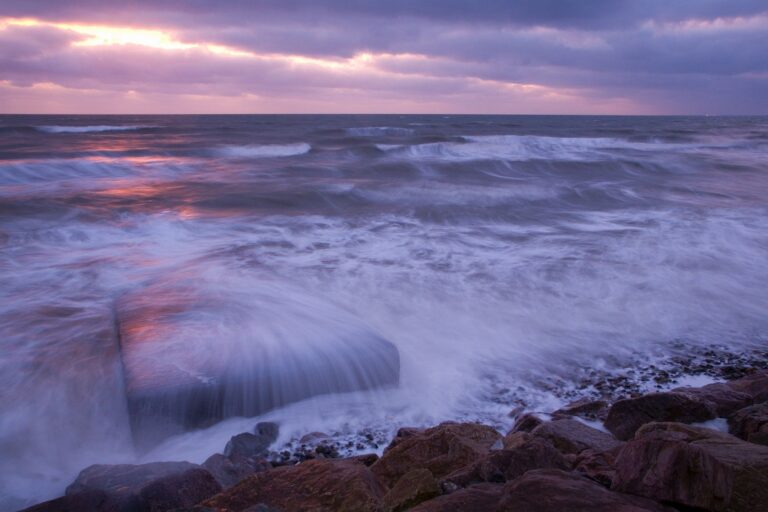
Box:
[0,0,766,113]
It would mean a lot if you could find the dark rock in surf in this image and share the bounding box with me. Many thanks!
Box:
[509,413,544,434]
[224,432,274,457]
[202,458,385,512]
[498,469,673,512]
[612,422,768,511]
[604,392,717,440]
[203,453,271,489]
[728,401,768,446]
[115,275,400,448]
[64,462,221,512]
[370,422,501,488]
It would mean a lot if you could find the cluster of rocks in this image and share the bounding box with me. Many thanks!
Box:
[23,369,768,511]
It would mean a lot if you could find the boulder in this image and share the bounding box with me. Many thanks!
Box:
[673,383,753,416]
[224,422,278,459]
[117,272,400,448]
[370,422,501,488]
[725,370,768,404]
[441,434,568,488]
[136,468,222,511]
[612,422,768,511]
[531,419,622,455]
[381,468,440,512]
[497,469,672,511]
[64,462,221,512]
[408,483,504,511]
[202,453,270,489]
[728,402,768,446]
[604,392,716,440]
[573,445,624,488]
[202,458,385,512]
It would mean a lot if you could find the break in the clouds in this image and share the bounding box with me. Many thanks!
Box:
[0,0,766,114]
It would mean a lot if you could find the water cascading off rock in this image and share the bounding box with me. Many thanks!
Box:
[115,268,400,448]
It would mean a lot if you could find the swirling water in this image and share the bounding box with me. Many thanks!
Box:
[1,114,767,509]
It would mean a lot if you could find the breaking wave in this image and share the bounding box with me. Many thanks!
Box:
[215,143,312,158]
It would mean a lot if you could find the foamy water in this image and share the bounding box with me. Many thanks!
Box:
[1,114,767,509]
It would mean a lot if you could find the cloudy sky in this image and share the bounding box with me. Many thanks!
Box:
[0,0,766,114]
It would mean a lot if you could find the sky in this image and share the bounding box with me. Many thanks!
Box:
[0,0,766,114]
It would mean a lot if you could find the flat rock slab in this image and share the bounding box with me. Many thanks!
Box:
[117,272,400,447]
[613,422,768,511]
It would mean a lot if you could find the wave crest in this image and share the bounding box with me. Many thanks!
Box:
[215,143,311,158]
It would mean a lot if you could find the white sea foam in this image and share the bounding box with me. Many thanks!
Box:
[37,125,151,133]
[381,134,718,162]
[215,143,311,158]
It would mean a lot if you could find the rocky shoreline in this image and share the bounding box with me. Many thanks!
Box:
[22,346,768,512]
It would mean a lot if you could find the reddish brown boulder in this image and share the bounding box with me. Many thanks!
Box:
[381,468,440,512]
[604,392,716,440]
[202,458,385,512]
[673,383,753,416]
[573,445,624,488]
[726,370,768,404]
[612,422,768,511]
[531,419,622,455]
[728,402,768,446]
[442,434,568,488]
[370,422,501,488]
[497,469,673,511]
[409,483,504,512]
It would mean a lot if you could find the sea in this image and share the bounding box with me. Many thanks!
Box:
[1,114,767,509]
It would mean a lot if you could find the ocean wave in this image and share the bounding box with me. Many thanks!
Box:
[346,127,415,136]
[36,125,153,133]
[215,143,311,158]
[377,134,716,162]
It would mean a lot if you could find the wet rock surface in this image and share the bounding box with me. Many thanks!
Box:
[605,392,717,440]
[498,469,674,512]
[530,418,622,455]
[202,458,386,512]
[369,422,501,488]
[728,401,768,445]
[56,462,221,512]
[612,422,768,511]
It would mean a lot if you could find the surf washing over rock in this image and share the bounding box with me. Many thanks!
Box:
[1,114,767,510]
